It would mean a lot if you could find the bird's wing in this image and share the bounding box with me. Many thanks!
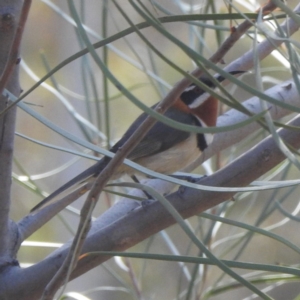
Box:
[111,106,198,160]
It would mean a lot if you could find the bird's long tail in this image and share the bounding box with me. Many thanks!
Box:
[30,156,111,213]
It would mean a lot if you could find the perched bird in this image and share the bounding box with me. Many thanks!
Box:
[30,71,243,212]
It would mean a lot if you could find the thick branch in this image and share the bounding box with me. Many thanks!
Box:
[0,0,22,261]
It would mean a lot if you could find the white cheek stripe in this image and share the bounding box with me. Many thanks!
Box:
[188,92,210,109]
[194,116,214,146]
[184,85,196,92]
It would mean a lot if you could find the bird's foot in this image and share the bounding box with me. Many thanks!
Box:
[171,174,207,184]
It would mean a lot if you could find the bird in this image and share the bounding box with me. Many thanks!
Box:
[30,71,244,213]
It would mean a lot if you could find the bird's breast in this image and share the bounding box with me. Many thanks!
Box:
[134,134,203,174]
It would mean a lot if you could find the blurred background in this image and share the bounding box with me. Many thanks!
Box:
[11,0,300,299]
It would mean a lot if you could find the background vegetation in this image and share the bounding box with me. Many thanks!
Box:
[2,0,300,299]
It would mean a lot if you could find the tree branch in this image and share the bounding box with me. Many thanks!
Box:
[0,0,23,262]
[0,0,31,95]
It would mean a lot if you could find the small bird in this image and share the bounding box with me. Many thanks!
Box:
[30,71,243,212]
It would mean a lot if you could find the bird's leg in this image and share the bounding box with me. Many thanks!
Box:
[172,174,208,195]
[131,175,154,201]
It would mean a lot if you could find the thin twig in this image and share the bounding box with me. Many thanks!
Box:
[0,0,32,95]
